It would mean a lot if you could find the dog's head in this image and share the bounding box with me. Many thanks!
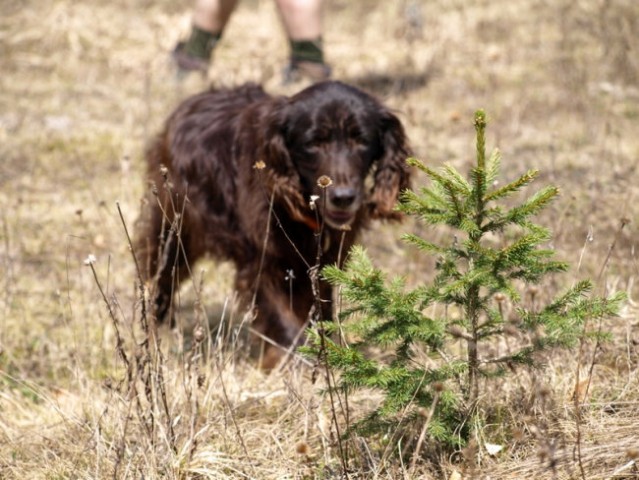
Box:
[261,81,411,229]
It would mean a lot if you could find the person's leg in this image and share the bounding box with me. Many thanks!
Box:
[274,0,322,39]
[274,0,331,82]
[192,0,238,33]
[174,0,239,73]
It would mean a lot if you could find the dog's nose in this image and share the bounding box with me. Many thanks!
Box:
[330,187,357,208]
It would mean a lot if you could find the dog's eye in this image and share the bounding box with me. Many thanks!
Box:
[304,138,324,149]
[352,134,365,145]
[348,128,366,145]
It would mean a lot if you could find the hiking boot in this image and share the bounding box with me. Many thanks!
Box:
[171,41,209,75]
[283,60,332,84]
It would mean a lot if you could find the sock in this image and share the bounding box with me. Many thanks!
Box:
[289,38,324,64]
[184,25,221,60]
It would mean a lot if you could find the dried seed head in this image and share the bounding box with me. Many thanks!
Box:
[193,325,205,343]
[433,381,445,392]
[626,447,639,460]
[309,195,320,210]
[296,442,310,455]
[83,254,97,266]
[317,175,333,188]
[159,164,168,178]
[494,293,506,303]
[197,373,206,388]
[253,160,266,170]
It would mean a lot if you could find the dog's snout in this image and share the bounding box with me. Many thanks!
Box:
[330,186,357,208]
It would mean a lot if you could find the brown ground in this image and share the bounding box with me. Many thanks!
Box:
[1,0,638,478]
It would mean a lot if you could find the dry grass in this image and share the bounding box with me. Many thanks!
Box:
[1,0,638,478]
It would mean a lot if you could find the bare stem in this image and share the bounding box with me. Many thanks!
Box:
[410,392,441,473]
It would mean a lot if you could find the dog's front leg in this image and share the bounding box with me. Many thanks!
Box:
[251,276,310,369]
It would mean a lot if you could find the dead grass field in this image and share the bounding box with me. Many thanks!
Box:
[1,0,638,478]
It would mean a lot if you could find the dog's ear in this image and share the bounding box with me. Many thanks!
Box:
[258,99,309,222]
[260,99,296,178]
[369,110,412,220]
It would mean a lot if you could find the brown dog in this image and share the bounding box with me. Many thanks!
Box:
[137,81,411,367]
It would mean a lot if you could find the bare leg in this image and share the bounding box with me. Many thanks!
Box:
[192,0,239,33]
[274,0,323,40]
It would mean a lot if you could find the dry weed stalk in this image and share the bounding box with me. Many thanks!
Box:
[86,220,177,476]
[573,217,630,480]
[153,170,259,476]
[85,180,233,477]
